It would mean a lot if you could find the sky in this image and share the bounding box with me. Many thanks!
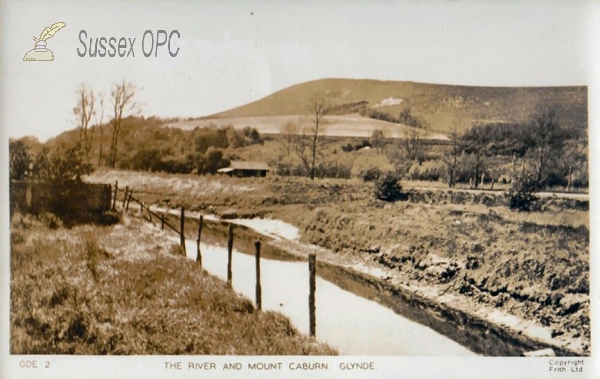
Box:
[0,0,599,142]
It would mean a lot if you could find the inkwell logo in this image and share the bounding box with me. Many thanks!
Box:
[23,22,66,61]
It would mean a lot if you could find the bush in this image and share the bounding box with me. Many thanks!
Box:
[374,171,405,202]
[99,210,121,226]
[362,167,382,182]
[407,159,446,182]
[38,212,63,230]
[507,173,540,211]
[315,162,352,179]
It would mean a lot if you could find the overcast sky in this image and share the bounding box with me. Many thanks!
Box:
[1,0,599,142]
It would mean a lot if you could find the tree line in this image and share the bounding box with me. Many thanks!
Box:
[274,100,587,190]
[10,84,587,193]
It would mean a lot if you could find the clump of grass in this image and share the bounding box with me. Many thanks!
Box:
[83,234,112,282]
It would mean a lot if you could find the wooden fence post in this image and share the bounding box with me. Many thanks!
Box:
[112,180,118,210]
[122,186,129,209]
[125,191,132,213]
[308,253,316,337]
[180,207,186,253]
[161,213,165,230]
[255,240,262,310]
[196,215,203,267]
[227,224,234,286]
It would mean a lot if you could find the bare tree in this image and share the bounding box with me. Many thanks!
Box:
[370,129,386,155]
[402,127,422,162]
[442,126,461,188]
[279,120,299,157]
[108,80,140,168]
[295,92,330,180]
[94,93,106,167]
[73,84,95,166]
[530,106,561,185]
[462,120,488,189]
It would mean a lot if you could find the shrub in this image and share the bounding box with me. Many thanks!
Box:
[374,171,405,201]
[507,173,540,211]
[38,212,63,230]
[407,159,446,182]
[315,162,352,179]
[99,210,121,226]
[362,167,382,182]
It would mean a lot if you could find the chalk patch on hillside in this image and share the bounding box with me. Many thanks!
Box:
[372,97,403,108]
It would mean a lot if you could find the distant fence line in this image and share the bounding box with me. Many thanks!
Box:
[111,181,318,337]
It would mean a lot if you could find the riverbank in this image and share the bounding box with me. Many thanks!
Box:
[9,212,337,355]
[170,215,584,356]
[86,170,590,356]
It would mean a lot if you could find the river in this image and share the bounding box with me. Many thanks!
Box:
[177,236,476,356]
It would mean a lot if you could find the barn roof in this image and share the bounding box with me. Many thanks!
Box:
[229,161,270,171]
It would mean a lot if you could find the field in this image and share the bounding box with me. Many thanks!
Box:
[86,169,590,355]
[9,212,336,355]
[166,114,449,140]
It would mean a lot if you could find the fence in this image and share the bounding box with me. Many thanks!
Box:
[9,180,112,219]
[111,181,318,337]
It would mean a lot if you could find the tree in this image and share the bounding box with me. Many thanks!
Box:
[462,121,488,188]
[73,83,96,167]
[27,144,94,225]
[398,107,424,128]
[528,106,562,186]
[9,140,31,180]
[203,147,229,175]
[442,126,462,188]
[402,127,422,162]
[279,121,299,157]
[295,92,330,180]
[108,80,140,168]
[95,93,106,167]
[370,129,386,155]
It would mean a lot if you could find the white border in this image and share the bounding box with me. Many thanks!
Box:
[1,1,599,378]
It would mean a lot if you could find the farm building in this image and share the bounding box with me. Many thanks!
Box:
[217,161,270,177]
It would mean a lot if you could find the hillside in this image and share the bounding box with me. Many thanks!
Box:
[165,114,449,140]
[205,78,587,133]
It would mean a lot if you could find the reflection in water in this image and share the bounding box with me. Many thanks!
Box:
[181,239,475,356]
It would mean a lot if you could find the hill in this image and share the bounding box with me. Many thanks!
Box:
[204,78,587,133]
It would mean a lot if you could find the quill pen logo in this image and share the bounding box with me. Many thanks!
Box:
[23,22,66,61]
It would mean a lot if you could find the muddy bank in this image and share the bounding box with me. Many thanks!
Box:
[314,260,579,357]
[296,204,589,356]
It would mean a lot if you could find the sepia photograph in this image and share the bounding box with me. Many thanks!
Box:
[1,0,598,378]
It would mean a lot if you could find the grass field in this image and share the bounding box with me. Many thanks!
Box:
[10,213,336,355]
[166,114,449,140]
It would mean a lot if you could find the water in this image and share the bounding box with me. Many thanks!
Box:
[180,238,476,356]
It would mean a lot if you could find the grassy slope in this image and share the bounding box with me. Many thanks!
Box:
[207,78,587,132]
[10,213,336,355]
[165,114,449,140]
